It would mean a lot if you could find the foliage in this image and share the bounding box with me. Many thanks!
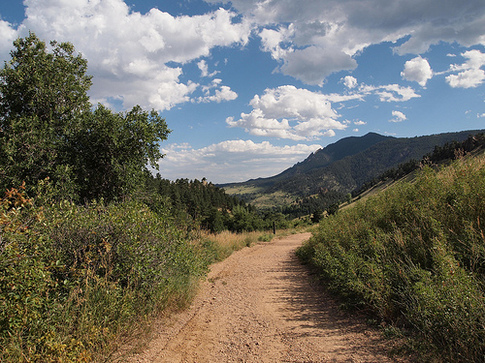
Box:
[297,155,485,362]
[146,175,291,233]
[356,132,485,195]
[0,32,91,194]
[70,105,170,201]
[0,33,170,203]
[311,209,323,223]
[282,189,344,219]
[0,183,213,361]
[0,32,91,124]
[199,230,271,262]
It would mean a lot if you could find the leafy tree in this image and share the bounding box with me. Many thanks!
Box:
[345,193,352,205]
[206,207,225,233]
[0,32,92,193]
[0,33,170,201]
[70,104,170,201]
[326,203,339,216]
[0,32,92,125]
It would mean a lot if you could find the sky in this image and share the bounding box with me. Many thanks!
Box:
[1,0,485,184]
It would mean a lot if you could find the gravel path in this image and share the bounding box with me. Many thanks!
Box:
[124,233,411,362]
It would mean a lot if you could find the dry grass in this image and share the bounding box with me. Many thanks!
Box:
[198,228,307,262]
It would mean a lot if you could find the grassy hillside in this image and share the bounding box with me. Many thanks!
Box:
[297,154,485,362]
[223,130,485,209]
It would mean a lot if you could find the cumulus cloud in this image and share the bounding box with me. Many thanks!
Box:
[259,25,294,60]
[226,85,346,140]
[390,110,407,123]
[360,84,421,102]
[446,50,485,88]
[342,75,358,89]
[158,140,322,183]
[227,83,420,140]
[198,59,219,78]
[401,56,433,87]
[196,79,238,103]
[209,0,485,83]
[280,45,357,86]
[4,0,251,111]
[5,0,483,109]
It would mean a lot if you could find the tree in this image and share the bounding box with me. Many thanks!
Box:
[311,209,323,223]
[0,33,171,202]
[70,104,170,201]
[0,32,92,125]
[0,32,92,193]
[346,193,352,205]
[327,203,339,216]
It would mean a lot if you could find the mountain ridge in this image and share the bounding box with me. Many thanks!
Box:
[221,129,485,208]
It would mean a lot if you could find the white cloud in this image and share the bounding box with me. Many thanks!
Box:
[227,83,419,140]
[280,45,357,86]
[196,79,238,103]
[197,59,219,78]
[4,0,483,109]
[446,50,485,88]
[342,75,358,89]
[259,26,294,60]
[209,0,485,83]
[227,85,347,140]
[0,20,19,61]
[390,110,407,123]
[360,84,421,102]
[478,113,485,118]
[198,60,210,77]
[158,140,322,183]
[6,0,252,111]
[354,120,366,125]
[401,56,433,87]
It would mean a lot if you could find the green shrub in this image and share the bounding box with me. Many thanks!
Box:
[0,185,211,362]
[297,156,485,361]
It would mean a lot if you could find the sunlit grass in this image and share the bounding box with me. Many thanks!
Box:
[297,154,485,362]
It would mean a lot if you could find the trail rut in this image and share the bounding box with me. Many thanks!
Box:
[124,233,411,362]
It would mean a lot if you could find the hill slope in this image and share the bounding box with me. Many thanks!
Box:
[222,130,485,208]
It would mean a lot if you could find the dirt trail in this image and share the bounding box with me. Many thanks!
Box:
[125,233,410,362]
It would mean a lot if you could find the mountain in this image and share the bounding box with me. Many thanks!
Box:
[221,130,485,208]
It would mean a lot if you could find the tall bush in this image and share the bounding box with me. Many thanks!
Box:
[0,184,210,361]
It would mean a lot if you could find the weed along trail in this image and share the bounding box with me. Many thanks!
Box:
[125,233,408,363]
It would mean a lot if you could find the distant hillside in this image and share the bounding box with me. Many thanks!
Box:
[225,132,390,190]
[222,130,485,208]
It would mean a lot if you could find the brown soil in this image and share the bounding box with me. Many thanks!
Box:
[123,233,412,362]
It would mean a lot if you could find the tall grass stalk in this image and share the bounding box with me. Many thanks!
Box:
[297,155,485,362]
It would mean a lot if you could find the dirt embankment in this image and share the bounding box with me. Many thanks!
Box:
[123,233,412,362]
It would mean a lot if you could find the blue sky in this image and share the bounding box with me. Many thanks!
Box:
[1,0,484,183]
